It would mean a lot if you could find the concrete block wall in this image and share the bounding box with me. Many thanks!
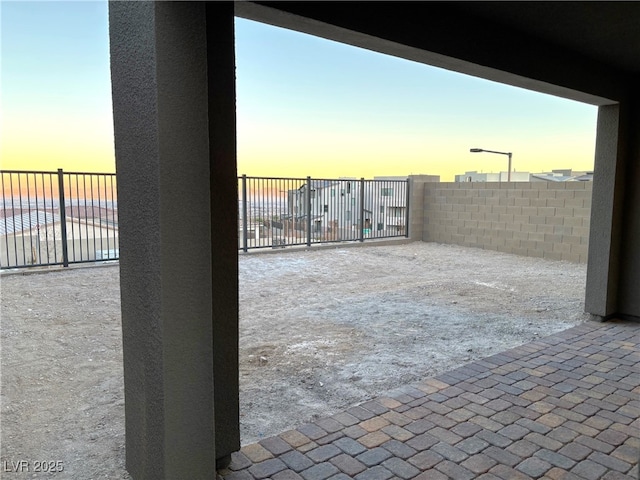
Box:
[408,175,440,241]
[422,182,593,263]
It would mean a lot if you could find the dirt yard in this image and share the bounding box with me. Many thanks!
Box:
[1,242,590,478]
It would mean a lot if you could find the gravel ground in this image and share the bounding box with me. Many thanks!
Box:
[0,242,589,478]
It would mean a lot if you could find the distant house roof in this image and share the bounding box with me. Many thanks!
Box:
[531,172,594,182]
[0,211,60,236]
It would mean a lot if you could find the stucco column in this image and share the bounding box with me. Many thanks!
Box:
[615,94,640,317]
[109,2,238,478]
[585,104,628,317]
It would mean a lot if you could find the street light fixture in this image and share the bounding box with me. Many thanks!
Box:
[470,148,513,182]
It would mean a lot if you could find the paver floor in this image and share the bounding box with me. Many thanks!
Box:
[218,320,639,480]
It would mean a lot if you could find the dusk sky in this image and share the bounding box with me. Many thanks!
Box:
[2,1,598,181]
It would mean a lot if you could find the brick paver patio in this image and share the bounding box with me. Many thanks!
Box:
[218,320,639,480]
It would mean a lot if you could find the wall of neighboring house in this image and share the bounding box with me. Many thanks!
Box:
[419,181,592,263]
[294,180,410,240]
[0,220,119,267]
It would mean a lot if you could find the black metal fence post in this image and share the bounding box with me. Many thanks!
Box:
[405,179,410,238]
[242,174,248,253]
[57,169,70,267]
[359,177,365,242]
[306,176,312,247]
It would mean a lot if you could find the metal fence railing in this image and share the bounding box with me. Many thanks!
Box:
[238,176,409,251]
[1,171,408,268]
[1,169,118,269]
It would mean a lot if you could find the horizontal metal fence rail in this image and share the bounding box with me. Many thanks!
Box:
[238,175,408,251]
[1,169,118,270]
[2,170,406,266]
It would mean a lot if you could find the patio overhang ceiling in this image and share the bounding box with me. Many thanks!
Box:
[235,1,640,107]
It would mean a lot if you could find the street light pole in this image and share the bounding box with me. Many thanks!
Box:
[470,148,513,182]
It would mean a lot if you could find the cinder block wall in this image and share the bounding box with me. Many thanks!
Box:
[422,182,592,263]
